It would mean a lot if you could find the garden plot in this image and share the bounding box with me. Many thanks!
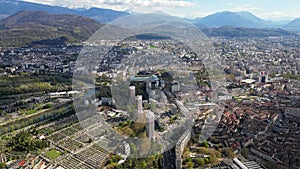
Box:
[59,155,82,169]
[79,115,103,129]
[58,145,109,169]
[48,132,67,143]
[59,138,84,152]
[60,127,81,136]
[74,134,92,144]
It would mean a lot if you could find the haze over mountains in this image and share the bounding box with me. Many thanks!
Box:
[0,0,299,47]
[194,11,276,28]
[284,18,300,30]
[1,0,299,30]
[0,0,299,30]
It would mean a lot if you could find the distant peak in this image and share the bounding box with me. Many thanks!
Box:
[217,11,235,14]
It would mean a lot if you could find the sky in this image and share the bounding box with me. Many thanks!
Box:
[23,0,300,20]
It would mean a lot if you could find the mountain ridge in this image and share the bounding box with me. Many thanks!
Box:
[0,10,103,47]
[194,11,276,28]
[0,0,129,23]
[0,0,299,30]
[201,26,295,38]
[0,9,297,47]
[284,18,300,30]
[198,11,258,28]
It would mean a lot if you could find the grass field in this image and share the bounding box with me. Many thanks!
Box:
[45,149,62,160]
[26,109,39,115]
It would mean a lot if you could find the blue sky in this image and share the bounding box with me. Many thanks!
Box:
[23,0,300,20]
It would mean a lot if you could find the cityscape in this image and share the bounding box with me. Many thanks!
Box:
[0,0,299,169]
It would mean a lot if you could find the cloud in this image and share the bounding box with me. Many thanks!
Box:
[184,11,213,18]
[226,4,299,20]
[105,0,193,7]
[259,11,300,19]
[227,3,259,12]
[24,0,194,12]
[24,0,55,5]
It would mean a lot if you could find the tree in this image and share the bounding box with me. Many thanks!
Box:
[169,118,174,124]
[106,162,118,169]
[295,157,300,164]
[197,158,205,166]
[187,161,194,169]
[183,147,190,159]
[150,102,157,112]
[199,147,208,154]
[202,141,209,148]
[241,148,249,158]
[223,148,235,158]
[2,127,8,134]
[204,158,209,163]
[9,125,15,132]
[0,162,5,169]
[7,131,49,152]
[139,161,147,169]
[43,103,53,109]
[209,155,218,164]
[0,110,4,116]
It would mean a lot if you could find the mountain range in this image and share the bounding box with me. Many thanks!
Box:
[0,10,102,46]
[0,0,299,30]
[192,11,300,30]
[0,0,129,23]
[284,18,300,30]
[0,0,299,47]
[195,11,264,28]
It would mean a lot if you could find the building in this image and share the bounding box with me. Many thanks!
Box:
[250,147,273,161]
[233,158,263,169]
[147,75,160,89]
[171,81,180,93]
[146,110,155,141]
[102,97,115,106]
[259,71,268,83]
[233,158,247,169]
[210,161,233,169]
[129,86,136,105]
[241,79,256,84]
[130,74,165,95]
[136,95,143,119]
[175,120,193,169]
[0,154,6,163]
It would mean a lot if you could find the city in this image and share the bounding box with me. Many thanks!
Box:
[0,0,299,169]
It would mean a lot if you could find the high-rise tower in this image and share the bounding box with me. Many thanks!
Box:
[129,86,136,105]
[136,95,143,118]
[146,110,155,141]
[259,71,268,83]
